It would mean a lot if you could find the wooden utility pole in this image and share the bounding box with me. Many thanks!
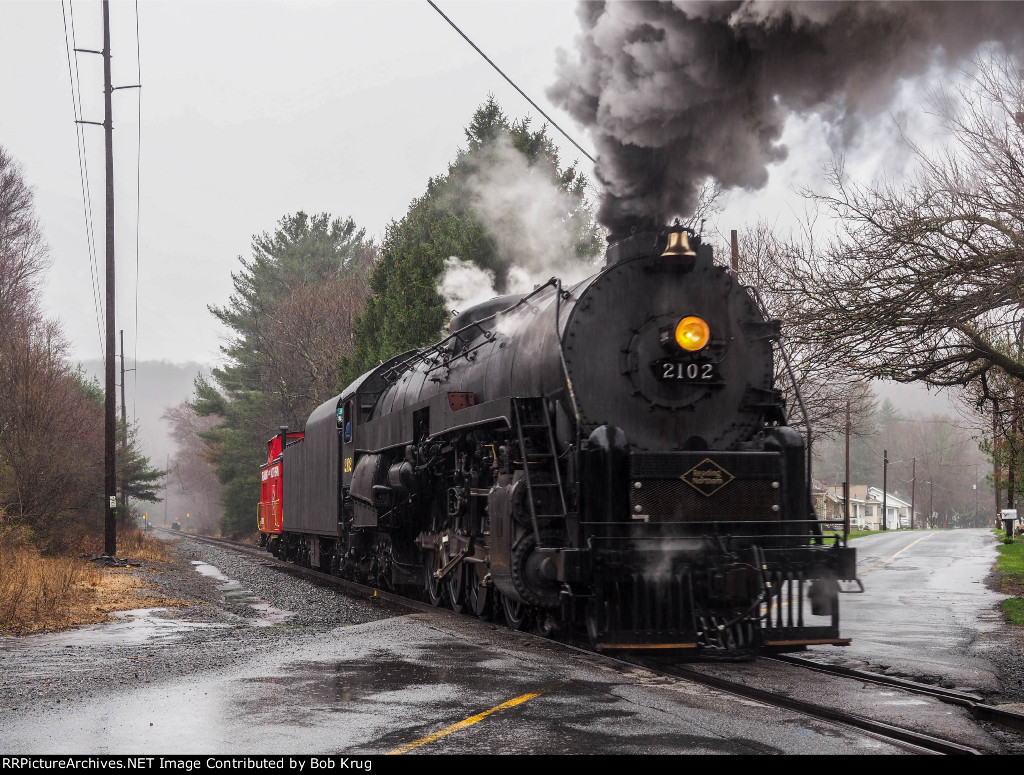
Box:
[730,230,740,278]
[120,329,128,516]
[911,457,916,530]
[995,400,1002,517]
[882,449,888,530]
[75,1,139,555]
[102,0,117,556]
[844,400,851,530]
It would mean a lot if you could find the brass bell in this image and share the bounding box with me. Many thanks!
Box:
[661,230,696,258]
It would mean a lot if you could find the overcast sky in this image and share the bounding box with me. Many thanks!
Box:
[0,0,968,390]
[4,0,608,368]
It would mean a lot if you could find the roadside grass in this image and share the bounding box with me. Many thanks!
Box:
[0,525,183,636]
[995,529,1024,626]
[79,525,174,564]
[845,529,875,540]
[0,545,103,635]
[824,529,877,541]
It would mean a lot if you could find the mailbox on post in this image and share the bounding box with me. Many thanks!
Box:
[1001,509,1018,538]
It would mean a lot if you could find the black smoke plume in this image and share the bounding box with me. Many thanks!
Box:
[548,1,1024,237]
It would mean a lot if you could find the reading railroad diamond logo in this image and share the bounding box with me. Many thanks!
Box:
[680,458,735,497]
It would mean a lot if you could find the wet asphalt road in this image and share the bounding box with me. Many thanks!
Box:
[1,613,909,755]
[0,534,919,756]
[810,529,1021,695]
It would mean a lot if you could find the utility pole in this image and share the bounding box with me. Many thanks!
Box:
[910,457,916,530]
[163,454,169,527]
[994,400,1002,518]
[730,229,740,279]
[76,0,117,555]
[75,1,140,555]
[845,400,851,530]
[843,481,849,536]
[119,329,127,517]
[974,464,979,528]
[102,0,117,557]
[882,449,888,530]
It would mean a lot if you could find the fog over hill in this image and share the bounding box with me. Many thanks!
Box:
[77,359,209,468]
[874,380,961,420]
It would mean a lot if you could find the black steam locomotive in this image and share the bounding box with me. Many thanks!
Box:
[258,224,857,658]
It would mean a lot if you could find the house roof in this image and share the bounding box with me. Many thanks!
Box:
[826,484,912,508]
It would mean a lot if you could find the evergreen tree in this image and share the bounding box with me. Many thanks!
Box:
[340,96,602,385]
[193,212,374,537]
[118,422,166,506]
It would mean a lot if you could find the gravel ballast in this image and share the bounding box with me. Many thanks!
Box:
[0,534,408,714]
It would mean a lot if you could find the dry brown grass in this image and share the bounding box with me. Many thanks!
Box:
[78,525,175,564]
[0,546,105,634]
[0,526,191,636]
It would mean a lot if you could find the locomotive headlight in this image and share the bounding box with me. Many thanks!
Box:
[674,316,710,351]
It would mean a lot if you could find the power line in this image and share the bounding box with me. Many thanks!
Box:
[62,0,104,357]
[426,0,596,166]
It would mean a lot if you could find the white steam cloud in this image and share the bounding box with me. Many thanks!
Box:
[436,134,601,315]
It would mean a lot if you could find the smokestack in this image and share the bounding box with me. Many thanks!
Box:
[549,1,1024,234]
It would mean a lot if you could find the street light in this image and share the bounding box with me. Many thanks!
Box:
[926,481,933,528]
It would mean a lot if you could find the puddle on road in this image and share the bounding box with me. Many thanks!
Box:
[191,561,295,627]
[0,563,295,653]
[0,607,233,651]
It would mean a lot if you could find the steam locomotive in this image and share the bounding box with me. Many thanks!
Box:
[258,224,857,658]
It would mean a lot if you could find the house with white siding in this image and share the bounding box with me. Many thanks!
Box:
[826,484,913,530]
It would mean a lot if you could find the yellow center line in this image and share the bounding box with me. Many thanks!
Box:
[386,683,562,754]
[860,532,936,575]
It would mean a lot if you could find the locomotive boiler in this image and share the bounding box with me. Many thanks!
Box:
[259,223,858,658]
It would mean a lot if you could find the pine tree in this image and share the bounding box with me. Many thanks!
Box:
[339,96,601,385]
[194,212,374,537]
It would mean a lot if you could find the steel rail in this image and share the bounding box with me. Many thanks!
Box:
[769,653,1024,735]
[628,655,980,755]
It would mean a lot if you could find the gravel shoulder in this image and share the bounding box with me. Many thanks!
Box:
[981,567,1024,707]
[0,534,409,714]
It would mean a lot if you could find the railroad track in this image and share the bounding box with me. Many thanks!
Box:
[158,528,1023,754]
[626,654,1005,755]
[770,653,1024,735]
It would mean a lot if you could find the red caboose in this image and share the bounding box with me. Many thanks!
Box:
[258,426,303,545]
